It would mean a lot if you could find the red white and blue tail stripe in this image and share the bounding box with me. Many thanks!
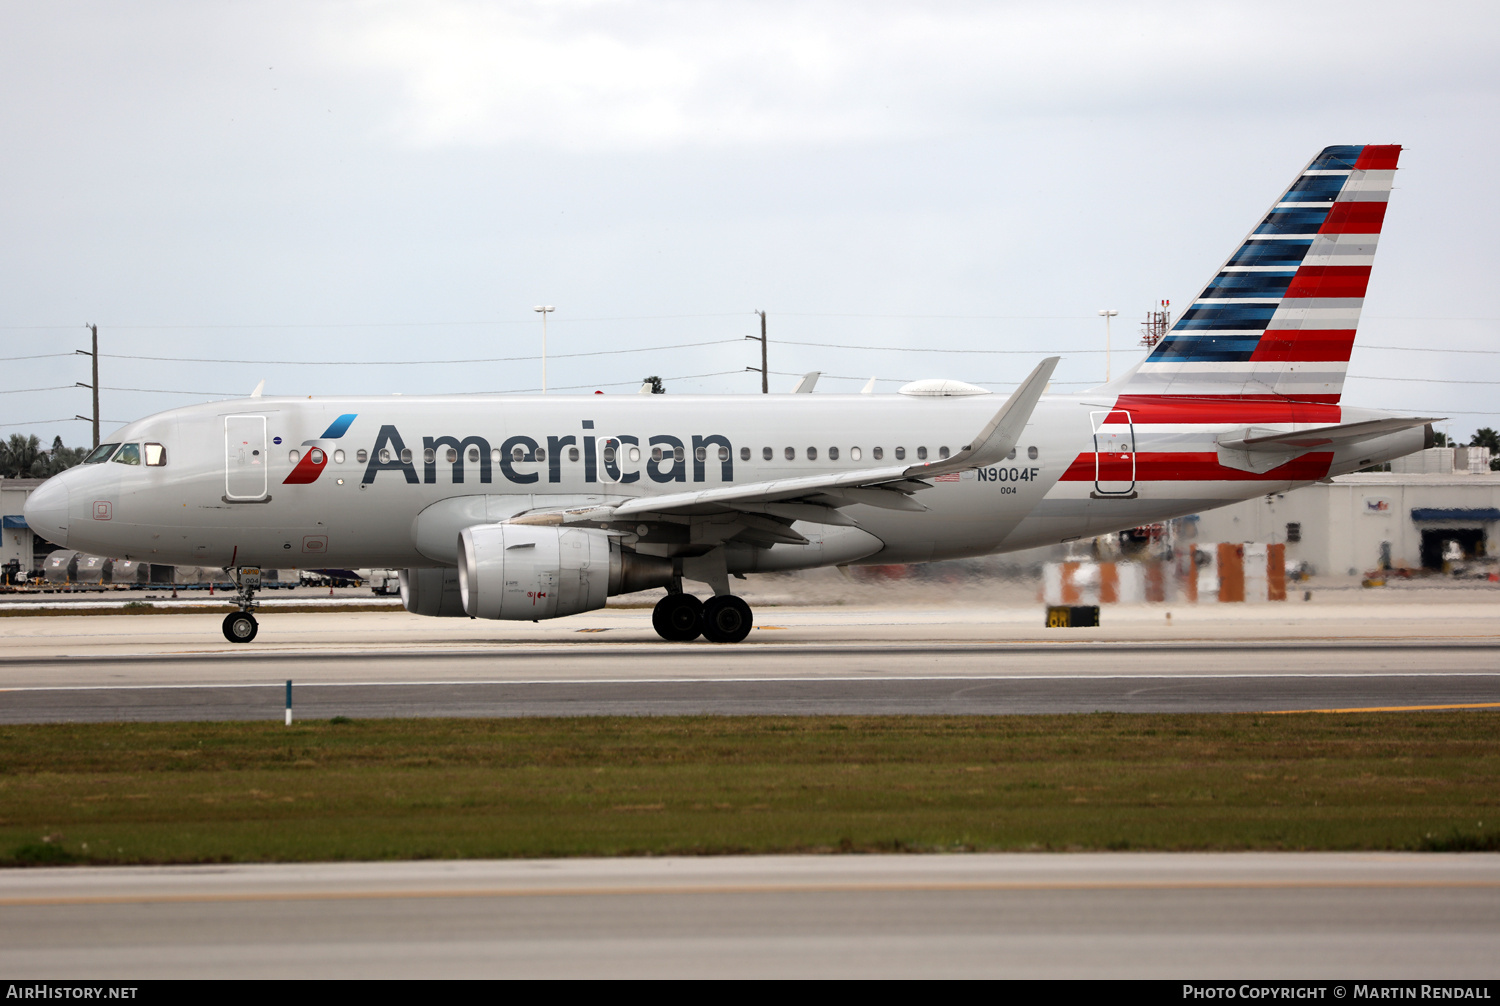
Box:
[1118,144,1400,404]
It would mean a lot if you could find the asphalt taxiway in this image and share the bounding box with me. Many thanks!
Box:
[1,595,1498,720]
[3,853,1496,978]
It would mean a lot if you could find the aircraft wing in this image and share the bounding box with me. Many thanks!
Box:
[509,357,1058,543]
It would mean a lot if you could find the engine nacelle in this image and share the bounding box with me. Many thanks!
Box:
[399,567,467,617]
[457,524,672,620]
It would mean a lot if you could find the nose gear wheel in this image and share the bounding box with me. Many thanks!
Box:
[222,611,259,643]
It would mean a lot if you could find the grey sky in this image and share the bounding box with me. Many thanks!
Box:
[3,1,1498,447]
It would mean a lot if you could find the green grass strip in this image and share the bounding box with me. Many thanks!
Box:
[1,712,1496,864]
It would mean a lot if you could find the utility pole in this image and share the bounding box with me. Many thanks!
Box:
[745,310,768,393]
[533,305,554,393]
[1097,309,1118,383]
[74,324,100,448]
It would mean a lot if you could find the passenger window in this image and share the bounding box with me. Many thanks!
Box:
[536,448,547,462]
[851,447,862,461]
[695,446,707,462]
[762,447,772,461]
[602,443,617,464]
[491,448,501,463]
[468,447,479,462]
[83,443,119,464]
[332,449,344,464]
[289,450,301,463]
[784,447,795,461]
[917,447,928,460]
[806,447,817,460]
[651,446,663,462]
[828,446,839,460]
[741,447,751,461]
[512,446,525,461]
[379,448,391,463]
[424,448,436,464]
[1028,446,1039,460]
[357,449,368,463]
[447,448,458,463]
[718,446,730,462]
[144,443,167,466]
[568,447,580,462]
[310,448,325,465]
[112,443,142,466]
[938,446,949,459]
[894,446,905,460]
[673,446,685,462]
[1007,448,1017,460]
[399,448,412,464]
[873,447,883,460]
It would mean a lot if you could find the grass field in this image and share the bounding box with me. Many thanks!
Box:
[1,712,1496,865]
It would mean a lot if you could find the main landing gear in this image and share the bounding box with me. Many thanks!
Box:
[222,566,261,643]
[651,592,754,643]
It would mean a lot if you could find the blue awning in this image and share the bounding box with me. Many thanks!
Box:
[1,515,27,530]
[1410,507,1500,522]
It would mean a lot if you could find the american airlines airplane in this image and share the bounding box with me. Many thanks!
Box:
[25,144,1432,644]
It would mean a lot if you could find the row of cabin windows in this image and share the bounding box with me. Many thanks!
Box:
[287,444,1041,466]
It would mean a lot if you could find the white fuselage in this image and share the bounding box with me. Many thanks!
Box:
[25,392,1425,576]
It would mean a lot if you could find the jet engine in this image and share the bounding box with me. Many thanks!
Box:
[455,524,673,620]
[399,567,468,617]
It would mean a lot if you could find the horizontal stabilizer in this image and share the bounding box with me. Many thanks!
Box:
[1221,416,1439,452]
[1216,416,1436,473]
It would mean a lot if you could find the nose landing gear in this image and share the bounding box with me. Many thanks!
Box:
[650,591,754,643]
[222,566,262,643]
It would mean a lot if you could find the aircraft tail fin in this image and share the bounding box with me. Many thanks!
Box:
[1117,144,1401,403]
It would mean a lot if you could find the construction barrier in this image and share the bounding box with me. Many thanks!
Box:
[1042,543,1285,605]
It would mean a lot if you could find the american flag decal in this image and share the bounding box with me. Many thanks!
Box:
[934,472,961,482]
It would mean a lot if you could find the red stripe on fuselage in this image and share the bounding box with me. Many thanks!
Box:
[1108,395,1343,424]
[1284,266,1370,300]
[1059,452,1335,483]
[1249,329,1357,362]
[1320,202,1387,234]
[1353,145,1402,170]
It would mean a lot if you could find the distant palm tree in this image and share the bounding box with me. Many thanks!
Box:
[0,434,42,478]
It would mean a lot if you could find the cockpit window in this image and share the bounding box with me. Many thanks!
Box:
[112,443,142,466]
[144,443,167,466]
[83,443,119,464]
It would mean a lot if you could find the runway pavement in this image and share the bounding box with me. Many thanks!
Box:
[2,853,1496,978]
[2,599,1499,720]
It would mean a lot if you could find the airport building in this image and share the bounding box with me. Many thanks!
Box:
[1191,448,1500,577]
[0,478,46,578]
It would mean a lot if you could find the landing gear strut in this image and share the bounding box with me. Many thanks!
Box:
[222,566,261,643]
[650,592,754,643]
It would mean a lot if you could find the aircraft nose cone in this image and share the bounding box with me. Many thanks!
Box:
[23,477,69,548]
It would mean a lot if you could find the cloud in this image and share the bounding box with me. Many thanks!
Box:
[327,0,1500,151]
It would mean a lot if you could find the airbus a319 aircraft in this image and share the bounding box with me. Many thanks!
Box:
[26,145,1433,644]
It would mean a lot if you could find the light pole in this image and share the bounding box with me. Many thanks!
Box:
[533,305,554,393]
[1097,309,1118,382]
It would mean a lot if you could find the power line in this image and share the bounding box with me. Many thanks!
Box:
[96,338,742,366]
